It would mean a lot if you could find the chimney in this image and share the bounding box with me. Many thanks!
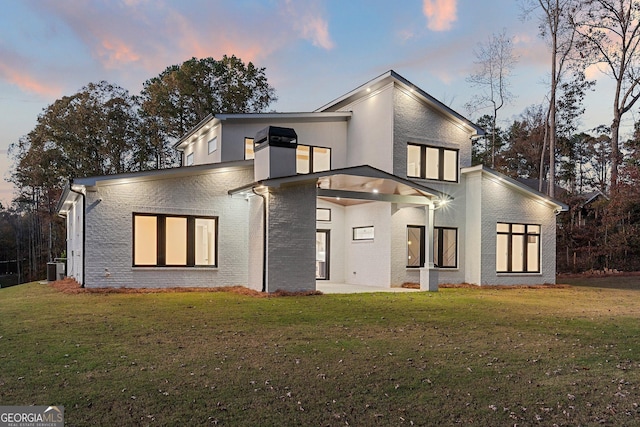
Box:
[253,126,298,181]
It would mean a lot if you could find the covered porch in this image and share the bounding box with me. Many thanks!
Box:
[231,165,450,293]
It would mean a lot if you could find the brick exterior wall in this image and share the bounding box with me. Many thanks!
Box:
[83,166,254,288]
[265,183,317,292]
[464,168,558,285]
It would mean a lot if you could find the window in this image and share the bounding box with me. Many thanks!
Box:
[353,226,374,241]
[407,144,458,182]
[407,225,425,267]
[316,208,331,222]
[434,227,457,268]
[296,145,331,174]
[496,223,540,273]
[185,152,194,166]
[208,137,217,154]
[133,213,218,267]
[244,138,254,160]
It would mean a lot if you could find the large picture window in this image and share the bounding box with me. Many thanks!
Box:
[434,227,457,268]
[496,223,540,273]
[407,143,458,182]
[133,213,217,267]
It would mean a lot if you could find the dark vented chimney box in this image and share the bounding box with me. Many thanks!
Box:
[253,126,298,181]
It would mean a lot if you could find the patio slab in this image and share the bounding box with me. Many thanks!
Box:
[316,282,421,294]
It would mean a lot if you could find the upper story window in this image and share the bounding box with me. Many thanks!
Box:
[185,152,194,166]
[297,145,331,174]
[208,137,218,154]
[244,137,255,160]
[407,143,458,182]
[245,137,331,174]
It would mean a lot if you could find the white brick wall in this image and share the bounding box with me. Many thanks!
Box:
[83,166,254,288]
[464,168,558,285]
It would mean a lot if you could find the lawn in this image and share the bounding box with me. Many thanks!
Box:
[1,278,639,426]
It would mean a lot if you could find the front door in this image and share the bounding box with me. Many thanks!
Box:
[316,230,330,280]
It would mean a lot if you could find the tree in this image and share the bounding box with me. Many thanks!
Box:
[140,55,277,164]
[571,0,640,189]
[10,81,144,193]
[501,105,548,179]
[465,30,518,169]
[521,0,586,197]
[8,81,144,280]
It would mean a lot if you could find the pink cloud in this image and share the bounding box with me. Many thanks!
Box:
[0,61,61,97]
[282,0,335,50]
[422,0,457,31]
[99,37,141,68]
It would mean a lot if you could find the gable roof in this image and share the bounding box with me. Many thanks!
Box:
[314,70,485,136]
[462,165,569,212]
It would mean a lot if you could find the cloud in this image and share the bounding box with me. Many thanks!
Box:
[0,58,62,97]
[282,0,334,50]
[422,0,457,31]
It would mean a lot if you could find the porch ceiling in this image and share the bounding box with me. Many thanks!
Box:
[228,165,450,206]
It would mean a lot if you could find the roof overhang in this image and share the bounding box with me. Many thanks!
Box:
[56,161,254,215]
[315,70,485,137]
[229,165,449,206]
[173,112,352,151]
[462,165,569,212]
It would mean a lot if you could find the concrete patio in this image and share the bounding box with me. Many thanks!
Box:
[316,282,421,294]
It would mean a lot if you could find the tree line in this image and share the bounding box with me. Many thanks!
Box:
[2,55,276,282]
[4,0,640,281]
[466,0,640,273]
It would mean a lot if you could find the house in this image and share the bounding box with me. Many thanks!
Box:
[56,71,568,292]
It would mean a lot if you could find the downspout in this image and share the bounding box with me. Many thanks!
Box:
[252,187,267,293]
[68,186,86,288]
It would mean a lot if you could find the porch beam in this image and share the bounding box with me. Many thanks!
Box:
[317,189,432,205]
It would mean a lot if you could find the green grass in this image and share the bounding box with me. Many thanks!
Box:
[1,279,640,426]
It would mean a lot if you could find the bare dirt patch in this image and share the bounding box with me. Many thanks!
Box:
[49,277,322,297]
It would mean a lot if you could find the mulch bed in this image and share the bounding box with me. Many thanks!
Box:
[49,277,322,297]
[401,282,571,290]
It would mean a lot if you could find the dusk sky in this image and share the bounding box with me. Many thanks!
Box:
[0,0,624,207]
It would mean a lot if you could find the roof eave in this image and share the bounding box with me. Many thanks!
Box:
[462,165,569,211]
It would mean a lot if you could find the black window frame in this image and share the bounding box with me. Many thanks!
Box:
[434,226,458,268]
[496,222,540,273]
[244,137,254,160]
[297,144,332,174]
[407,143,459,182]
[352,226,374,241]
[132,213,218,268]
[407,225,426,268]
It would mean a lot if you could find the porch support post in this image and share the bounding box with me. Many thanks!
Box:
[420,203,439,291]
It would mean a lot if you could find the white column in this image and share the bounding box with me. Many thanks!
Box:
[420,203,439,291]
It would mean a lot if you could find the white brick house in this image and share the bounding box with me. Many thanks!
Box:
[57,71,567,292]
